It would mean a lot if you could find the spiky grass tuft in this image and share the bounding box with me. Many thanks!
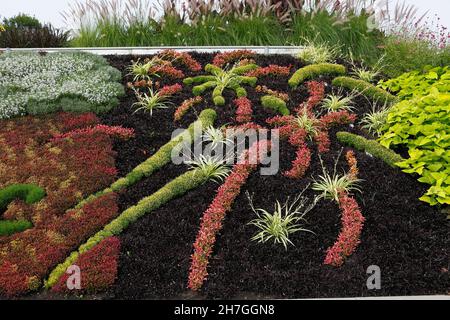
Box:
[312,152,362,202]
[247,188,317,250]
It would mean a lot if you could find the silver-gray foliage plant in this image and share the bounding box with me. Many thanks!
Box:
[0,52,124,119]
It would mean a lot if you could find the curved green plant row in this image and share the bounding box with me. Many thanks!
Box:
[0,184,46,209]
[0,52,124,119]
[261,95,290,115]
[45,169,210,288]
[332,76,397,104]
[75,109,217,209]
[337,132,404,168]
[184,63,257,106]
[0,220,33,237]
[288,63,346,88]
[0,184,46,236]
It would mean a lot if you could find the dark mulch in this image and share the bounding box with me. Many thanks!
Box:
[97,53,449,299]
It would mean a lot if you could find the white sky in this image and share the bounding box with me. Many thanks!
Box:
[1,0,449,30]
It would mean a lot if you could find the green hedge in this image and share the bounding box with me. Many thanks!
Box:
[75,109,217,209]
[0,184,45,236]
[0,220,33,236]
[336,132,403,168]
[288,63,346,88]
[0,184,46,210]
[261,95,290,115]
[184,76,216,85]
[332,76,397,104]
[45,169,210,288]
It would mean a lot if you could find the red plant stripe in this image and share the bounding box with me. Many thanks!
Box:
[159,83,183,96]
[324,192,365,267]
[306,81,325,111]
[314,130,331,153]
[246,65,291,77]
[288,128,307,147]
[284,143,311,179]
[149,65,185,79]
[319,110,357,129]
[188,140,271,291]
[324,148,363,266]
[174,97,203,122]
[212,50,256,67]
[158,49,202,72]
[345,150,359,180]
[234,97,253,123]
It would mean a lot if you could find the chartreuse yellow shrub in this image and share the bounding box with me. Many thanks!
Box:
[377,67,450,206]
[75,108,217,209]
[379,89,450,206]
[0,184,46,236]
[288,63,345,88]
[45,169,210,289]
[378,66,450,100]
[337,132,404,168]
[332,76,397,104]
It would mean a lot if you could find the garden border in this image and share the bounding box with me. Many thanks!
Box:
[1,46,304,55]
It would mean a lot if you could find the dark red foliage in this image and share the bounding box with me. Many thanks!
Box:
[0,113,123,296]
[52,236,121,294]
[51,124,135,142]
[324,153,363,267]
[56,112,98,131]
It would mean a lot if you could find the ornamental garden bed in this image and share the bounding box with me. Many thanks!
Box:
[0,50,448,299]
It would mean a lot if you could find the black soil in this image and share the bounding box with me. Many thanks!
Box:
[96,53,449,299]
